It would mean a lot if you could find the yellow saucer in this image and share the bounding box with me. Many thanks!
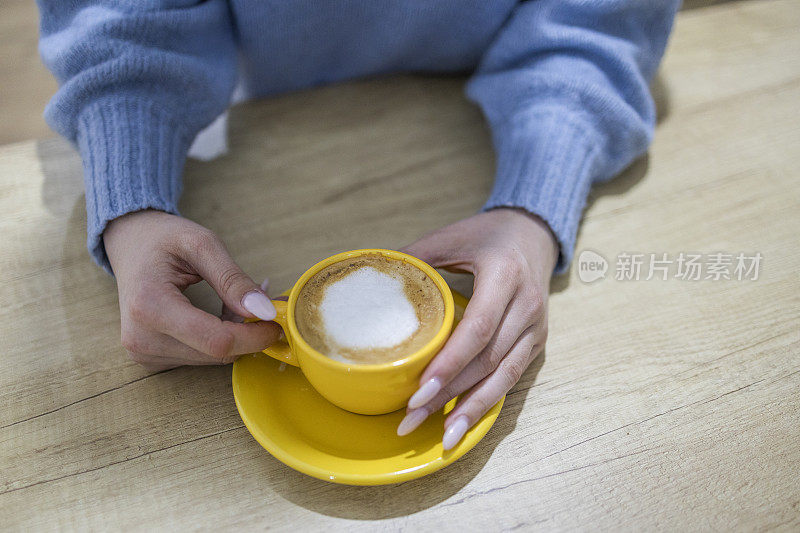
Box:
[232,290,505,485]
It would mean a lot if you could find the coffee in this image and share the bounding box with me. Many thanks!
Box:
[295,254,445,364]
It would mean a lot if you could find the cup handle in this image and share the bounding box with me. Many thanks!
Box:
[246,300,299,367]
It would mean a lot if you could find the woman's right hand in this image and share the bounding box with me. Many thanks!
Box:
[104,210,281,371]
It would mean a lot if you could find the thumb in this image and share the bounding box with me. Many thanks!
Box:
[186,235,276,321]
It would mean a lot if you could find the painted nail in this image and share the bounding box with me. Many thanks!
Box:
[242,290,277,321]
[442,416,469,450]
[397,408,430,436]
[260,278,270,292]
[408,378,442,409]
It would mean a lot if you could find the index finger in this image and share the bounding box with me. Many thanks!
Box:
[145,287,282,362]
[408,264,517,408]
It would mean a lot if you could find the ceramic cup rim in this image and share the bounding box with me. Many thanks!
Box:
[284,248,455,373]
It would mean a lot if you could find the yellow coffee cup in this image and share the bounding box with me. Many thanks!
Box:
[255,249,455,415]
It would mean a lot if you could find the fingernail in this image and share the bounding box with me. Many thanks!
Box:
[260,278,270,292]
[442,416,469,450]
[397,408,430,436]
[242,290,277,321]
[408,378,441,409]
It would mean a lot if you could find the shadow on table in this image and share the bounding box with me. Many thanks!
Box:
[555,72,670,290]
[546,154,650,294]
[264,352,545,519]
[680,0,747,11]
[36,138,127,378]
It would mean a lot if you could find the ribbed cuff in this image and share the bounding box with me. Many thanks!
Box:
[76,98,192,274]
[482,108,600,274]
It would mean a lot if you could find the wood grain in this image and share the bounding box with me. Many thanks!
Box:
[1,0,799,530]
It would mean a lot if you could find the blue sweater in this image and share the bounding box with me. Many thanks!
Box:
[38,0,678,273]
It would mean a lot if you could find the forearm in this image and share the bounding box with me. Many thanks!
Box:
[37,0,238,272]
[467,0,680,272]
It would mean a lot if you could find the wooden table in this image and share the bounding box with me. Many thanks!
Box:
[2,1,799,529]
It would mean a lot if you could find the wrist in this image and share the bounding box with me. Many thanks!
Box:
[103,209,172,268]
[492,207,560,272]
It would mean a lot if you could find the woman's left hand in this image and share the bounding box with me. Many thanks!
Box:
[397,207,558,449]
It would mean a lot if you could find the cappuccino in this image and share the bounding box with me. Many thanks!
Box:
[295,255,444,364]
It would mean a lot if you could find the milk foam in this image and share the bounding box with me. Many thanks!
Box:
[319,267,420,350]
